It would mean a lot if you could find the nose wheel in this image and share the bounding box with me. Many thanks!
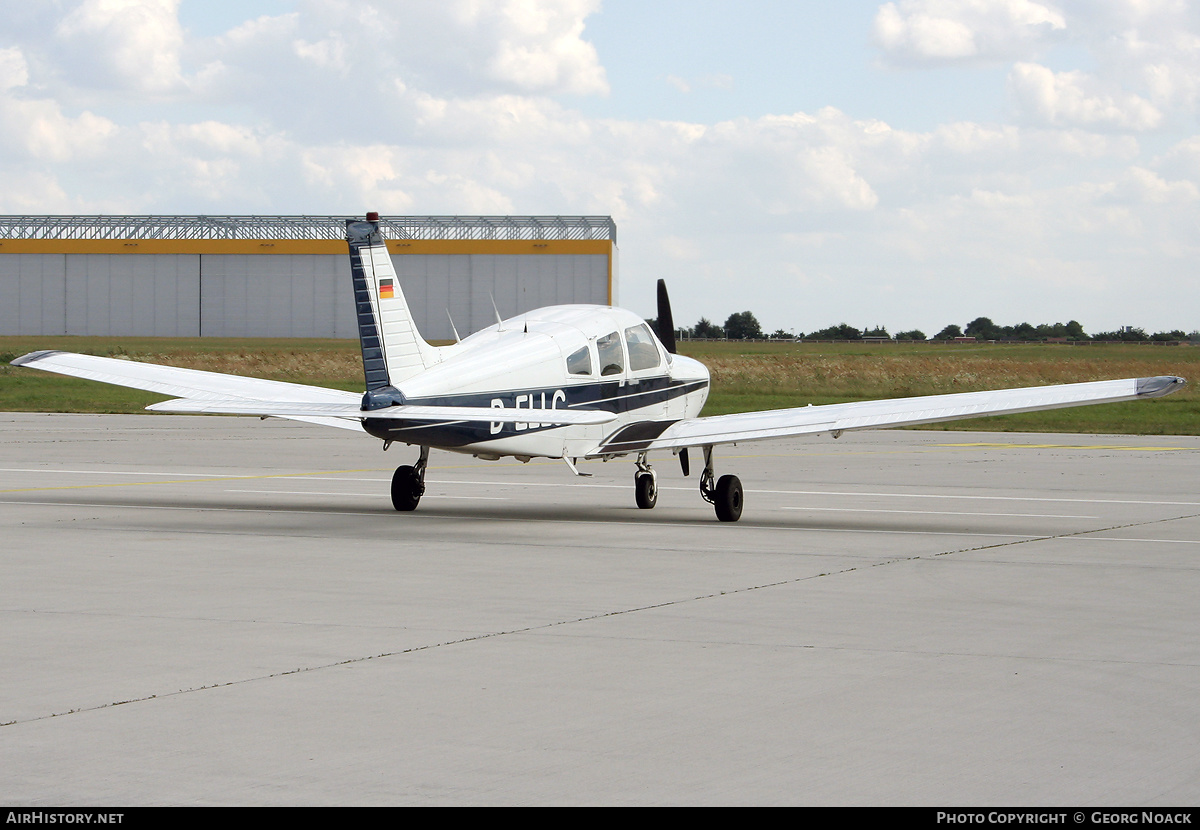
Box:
[391,446,429,511]
[634,453,658,509]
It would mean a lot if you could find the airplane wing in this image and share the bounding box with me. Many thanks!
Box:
[12,349,367,431]
[591,376,1187,455]
[11,351,615,429]
[11,350,360,403]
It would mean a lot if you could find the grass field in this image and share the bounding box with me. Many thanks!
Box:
[2,336,1196,434]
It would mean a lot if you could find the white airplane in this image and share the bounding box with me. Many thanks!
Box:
[13,213,1187,522]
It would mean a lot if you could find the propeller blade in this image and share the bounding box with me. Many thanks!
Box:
[655,279,677,354]
[679,447,690,477]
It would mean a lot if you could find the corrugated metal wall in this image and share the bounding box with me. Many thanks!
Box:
[0,251,611,340]
[397,253,610,340]
[0,253,202,337]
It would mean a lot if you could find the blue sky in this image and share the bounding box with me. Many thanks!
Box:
[580,1,1009,128]
[3,1,1199,336]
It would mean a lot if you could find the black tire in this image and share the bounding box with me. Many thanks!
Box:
[714,474,743,522]
[391,465,422,512]
[635,472,657,509]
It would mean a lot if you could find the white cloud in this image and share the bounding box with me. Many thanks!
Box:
[1152,133,1200,179]
[874,0,1066,64]
[169,1,610,147]
[292,35,349,75]
[1008,62,1163,129]
[209,0,609,99]
[0,47,29,91]
[875,3,978,59]
[0,89,118,163]
[54,0,186,94]
[1106,165,1199,203]
[1017,1,1200,117]
[665,75,691,93]
[483,0,608,94]
[0,170,73,213]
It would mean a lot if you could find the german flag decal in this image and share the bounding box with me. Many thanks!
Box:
[379,278,394,299]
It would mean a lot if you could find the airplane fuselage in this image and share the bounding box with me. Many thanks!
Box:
[360,303,710,460]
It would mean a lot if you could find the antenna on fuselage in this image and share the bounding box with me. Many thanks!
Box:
[446,309,461,343]
[490,294,504,331]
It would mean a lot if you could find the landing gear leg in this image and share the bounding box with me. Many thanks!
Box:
[698,445,743,522]
[634,452,658,509]
[391,445,429,512]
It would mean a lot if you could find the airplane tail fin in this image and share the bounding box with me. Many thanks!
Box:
[345,213,439,406]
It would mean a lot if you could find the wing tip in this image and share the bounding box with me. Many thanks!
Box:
[10,350,65,367]
[1136,376,1187,398]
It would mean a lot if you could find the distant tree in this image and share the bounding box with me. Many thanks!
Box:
[1151,330,1188,342]
[894,329,926,341]
[1093,327,1149,342]
[806,323,861,340]
[862,325,890,339]
[770,329,794,340]
[693,317,723,339]
[965,317,999,340]
[994,322,1033,341]
[723,311,763,340]
[933,324,963,340]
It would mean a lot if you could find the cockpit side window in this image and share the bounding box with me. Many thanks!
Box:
[597,331,624,376]
[566,345,592,376]
[625,323,662,371]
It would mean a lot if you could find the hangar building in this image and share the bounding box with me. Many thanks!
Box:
[0,215,617,341]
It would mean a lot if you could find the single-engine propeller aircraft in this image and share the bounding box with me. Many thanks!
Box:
[13,213,1187,521]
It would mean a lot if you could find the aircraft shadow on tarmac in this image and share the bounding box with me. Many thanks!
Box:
[3,486,1099,540]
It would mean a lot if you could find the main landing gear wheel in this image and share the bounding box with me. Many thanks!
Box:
[714,474,743,523]
[699,445,744,522]
[635,471,658,509]
[391,466,423,511]
[390,445,429,512]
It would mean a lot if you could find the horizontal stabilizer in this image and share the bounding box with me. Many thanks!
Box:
[147,398,617,425]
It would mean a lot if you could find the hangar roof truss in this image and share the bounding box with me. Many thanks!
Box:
[0,215,617,244]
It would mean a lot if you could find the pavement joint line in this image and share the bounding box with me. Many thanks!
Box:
[0,557,898,728]
[928,511,1200,559]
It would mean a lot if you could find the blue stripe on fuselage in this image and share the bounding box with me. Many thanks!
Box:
[360,376,706,446]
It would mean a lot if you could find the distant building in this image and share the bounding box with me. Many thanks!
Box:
[0,215,617,340]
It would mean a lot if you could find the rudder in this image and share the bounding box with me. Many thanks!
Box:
[345,213,439,407]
